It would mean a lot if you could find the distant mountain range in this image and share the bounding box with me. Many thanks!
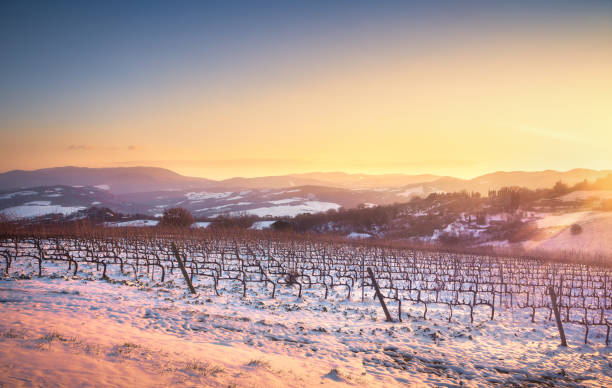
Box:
[0,167,441,193]
[1,166,609,193]
[0,166,610,219]
[404,169,612,195]
[220,172,442,190]
[0,166,215,194]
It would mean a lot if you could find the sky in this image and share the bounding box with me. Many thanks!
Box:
[1,0,611,179]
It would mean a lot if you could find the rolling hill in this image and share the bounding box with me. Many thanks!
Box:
[0,166,610,219]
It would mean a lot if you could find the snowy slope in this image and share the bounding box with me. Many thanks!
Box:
[0,204,86,218]
[525,212,612,254]
[0,257,609,387]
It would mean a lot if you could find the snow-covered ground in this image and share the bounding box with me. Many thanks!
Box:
[251,220,277,230]
[177,191,342,218]
[0,254,609,387]
[396,186,425,198]
[347,232,372,239]
[535,211,598,229]
[560,190,612,202]
[106,220,215,228]
[0,190,38,200]
[268,198,304,205]
[242,201,341,218]
[105,220,160,227]
[191,221,211,229]
[186,191,233,201]
[0,204,86,219]
[478,211,612,255]
[421,211,612,256]
[430,220,488,241]
[525,211,612,254]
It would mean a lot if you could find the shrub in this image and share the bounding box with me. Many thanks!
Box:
[438,232,461,245]
[509,222,541,242]
[158,207,194,228]
[570,223,583,235]
[407,216,449,236]
[246,359,270,368]
[493,220,541,243]
[210,213,257,229]
[271,220,292,231]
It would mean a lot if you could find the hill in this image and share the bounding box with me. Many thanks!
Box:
[0,166,215,194]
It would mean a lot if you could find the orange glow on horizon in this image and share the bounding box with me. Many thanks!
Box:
[1,13,611,180]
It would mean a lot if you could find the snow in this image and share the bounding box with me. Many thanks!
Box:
[0,190,37,200]
[560,190,612,202]
[94,184,110,191]
[474,211,612,255]
[270,189,300,195]
[431,221,484,240]
[191,222,211,229]
[347,232,372,239]
[223,195,244,201]
[251,220,277,230]
[524,212,612,254]
[479,239,511,247]
[487,213,512,222]
[186,191,233,201]
[105,220,159,227]
[268,198,303,205]
[535,211,597,229]
[210,204,234,210]
[0,204,86,219]
[24,200,52,206]
[0,253,609,387]
[397,186,424,197]
[243,201,341,217]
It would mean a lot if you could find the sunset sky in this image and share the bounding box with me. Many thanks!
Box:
[1,1,611,179]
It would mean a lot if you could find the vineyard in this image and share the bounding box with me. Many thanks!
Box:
[1,227,610,346]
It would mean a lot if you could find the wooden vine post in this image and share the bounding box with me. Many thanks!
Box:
[361,255,365,302]
[171,242,197,295]
[548,286,567,347]
[367,267,393,322]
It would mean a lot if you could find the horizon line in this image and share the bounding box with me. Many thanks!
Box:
[1,165,610,182]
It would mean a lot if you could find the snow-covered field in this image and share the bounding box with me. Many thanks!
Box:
[105,220,160,227]
[560,191,612,202]
[425,210,612,256]
[347,232,372,239]
[0,203,86,219]
[241,201,341,217]
[191,221,211,229]
[535,211,599,229]
[525,211,612,255]
[0,237,610,387]
[251,220,277,230]
[186,191,234,201]
[0,190,38,200]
